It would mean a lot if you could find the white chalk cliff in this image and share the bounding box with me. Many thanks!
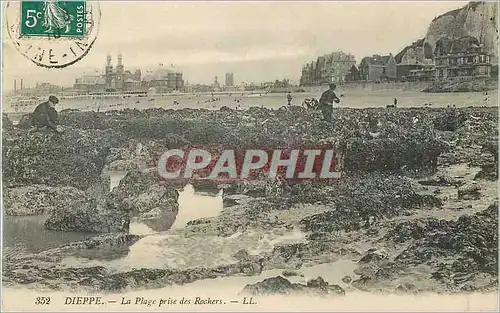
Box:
[396,1,498,64]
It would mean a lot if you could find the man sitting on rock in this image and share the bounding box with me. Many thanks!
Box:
[32,95,63,133]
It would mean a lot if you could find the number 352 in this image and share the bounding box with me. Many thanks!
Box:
[35,297,51,305]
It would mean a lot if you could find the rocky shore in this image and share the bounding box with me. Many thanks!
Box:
[2,105,498,295]
[423,79,498,93]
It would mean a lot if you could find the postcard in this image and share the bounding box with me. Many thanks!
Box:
[2,1,499,311]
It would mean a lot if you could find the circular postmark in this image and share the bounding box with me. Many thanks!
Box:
[5,1,100,68]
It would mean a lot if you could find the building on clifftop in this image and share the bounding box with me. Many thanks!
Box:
[434,36,493,81]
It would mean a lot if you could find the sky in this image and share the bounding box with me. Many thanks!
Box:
[2,1,469,90]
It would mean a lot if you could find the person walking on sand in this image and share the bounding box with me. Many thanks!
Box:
[287,91,292,106]
[318,83,340,121]
[31,95,63,133]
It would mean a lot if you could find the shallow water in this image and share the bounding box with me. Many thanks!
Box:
[173,184,223,230]
[59,177,308,270]
[109,170,129,192]
[106,170,225,233]
[2,215,96,257]
[2,168,224,255]
[3,170,311,273]
[147,259,359,298]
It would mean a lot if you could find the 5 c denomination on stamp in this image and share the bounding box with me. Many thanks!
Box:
[5,0,100,68]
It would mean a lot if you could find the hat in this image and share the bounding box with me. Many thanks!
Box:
[48,95,59,104]
[329,83,337,89]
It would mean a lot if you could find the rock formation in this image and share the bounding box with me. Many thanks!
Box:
[396,2,498,64]
[240,276,345,296]
[394,38,433,65]
[3,129,111,191]
[4,185,87,216]
[424,1,498,62]
[44,198,130,233]
[2,105,497,294]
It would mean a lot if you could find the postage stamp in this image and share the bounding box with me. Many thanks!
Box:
[5,0,100,68]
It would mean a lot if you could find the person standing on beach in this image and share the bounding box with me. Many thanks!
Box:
[31,95,63,133]
[319,83,340,121]
[287,92,292,106]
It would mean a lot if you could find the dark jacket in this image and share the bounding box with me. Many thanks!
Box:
[32,101,58,130]
[319,89,340,106]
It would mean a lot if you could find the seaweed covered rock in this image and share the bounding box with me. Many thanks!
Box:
[457,182,481,200]
[474,138,499,181]
[44,198,130,233]
[106,147,136,166]
[418,175,464,187]
[3,129,110,191]
[474,163,498,181]
[381,203,499,291]
[54,106,450,175]
[16,113,33,129]
[299,175,442,233]
[110,169,179,219]
[432,108,468,131]
[222,181,285,198]
[338,110,449,172]
[4,257,267,292]
[45,106,494,175]
[58,110,108,130]
[4,185,87,216]
[395,203,498,263]
[28,233,144,263]
[3,114,14,130]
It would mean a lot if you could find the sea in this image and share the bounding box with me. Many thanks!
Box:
[2,89,498,121]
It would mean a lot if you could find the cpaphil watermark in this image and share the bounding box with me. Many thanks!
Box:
[155,144,342,183]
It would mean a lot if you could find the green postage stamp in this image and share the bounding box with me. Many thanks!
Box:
[5,0,100,68]
[20,1,87,38]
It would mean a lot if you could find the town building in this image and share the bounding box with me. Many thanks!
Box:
[344,65,361,82]
[74,56,185,94]
[142,64,185,93]
[433,36,493,81]
[191,84,213,93]
[73,75,106,94]
[407,65,435,81]
[74,54,142,94]
[183,81,193,93]
[225,73,234,87]
[358,54,397,81]
[104,54,142,92]
[223,73,238,91]
[212,76,221,91]
[300,62,316,86]
[300,51,356,86]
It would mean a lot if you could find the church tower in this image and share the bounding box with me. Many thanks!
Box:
[105,54,113,89]
[116,53,124,91]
